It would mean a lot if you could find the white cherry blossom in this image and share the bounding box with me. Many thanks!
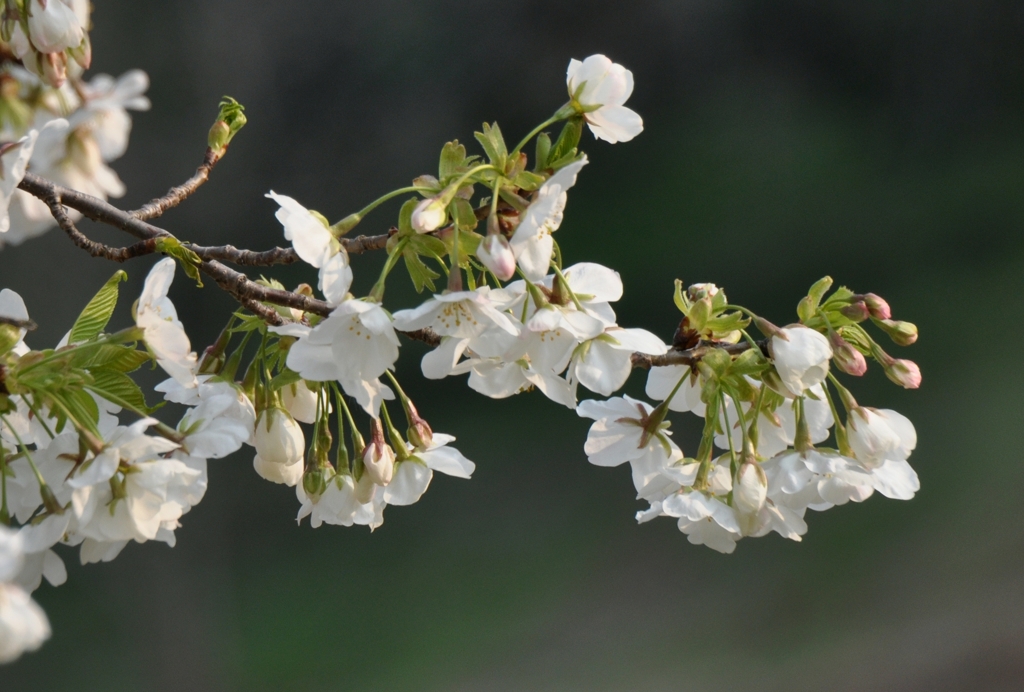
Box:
[476,233,517,281]
[770,326,833,396]
[277,298,400,416]
[0,582,50,663]
[569,327,666,396]
[645,365,706,416]
[661,491,741,554]
[267,192,352,304]
[136,258,198,388]
[252,407,304,468]
[567,55,643,144]
[577,395,667,467]
[509,157,588,280]
[382,434,475,506]
[847,407,917,470]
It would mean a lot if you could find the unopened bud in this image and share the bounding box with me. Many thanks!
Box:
[839,301,870,322]
[476,233,516,281]
[331,213,362,236]
[207,121,230,153]
[411,198,447,233]
[302,466,327,499]
[830,332,867,377]
[687,283,720,300]
[884,358,921,389]
[875,318,918,346]
[68,34,91,70]
[405,401,434,450]
[752,315,784,339]
[362,419,395,486]
[859,293,891,320]
[734,462,767,516]
[41,51,68,88]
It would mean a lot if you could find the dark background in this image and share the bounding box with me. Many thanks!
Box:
[4,1,1024,690]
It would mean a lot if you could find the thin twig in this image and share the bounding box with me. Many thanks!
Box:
[630,340,766,369]
[0,316,36,330]
[131,148,220,220]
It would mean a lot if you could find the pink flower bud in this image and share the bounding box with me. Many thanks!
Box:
[411,198,446,233]
[362,419,395,486]
[839,301,870,322]
[861,293,891,320]
[476,233,516,281]
[830,332,867,377]
[885,359,921,389]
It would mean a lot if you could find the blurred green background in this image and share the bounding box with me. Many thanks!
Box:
[3,1,1024,690]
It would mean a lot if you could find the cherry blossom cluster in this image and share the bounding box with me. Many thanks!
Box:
[0,0,149,247]
[0,8,923,663]
[580,281,920,553]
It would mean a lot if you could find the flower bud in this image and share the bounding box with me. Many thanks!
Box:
[884,358,921,389]
[859,293,891,320]
[362,418,395,486]
[734,461,767,516]
[839,301,870,322]
[362,440,395,486]
[830,332,867,377]
[253,407,305,467]
[687,283,719,300]
[476,233,516,281]
[302,465,328,499]
[27,0,84,54]
[875,318,918,346]
[281,382,318,425]
[40,51,68,89]
[411,198,446,233]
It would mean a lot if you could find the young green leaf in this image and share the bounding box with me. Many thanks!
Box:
[85,368,154,414]
[69,270,127,344]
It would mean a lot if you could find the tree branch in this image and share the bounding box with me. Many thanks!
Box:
[130,147,220,220]
[630,340,766,369]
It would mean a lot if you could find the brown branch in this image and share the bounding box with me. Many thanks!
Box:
[130,148,221,220]
[630,340,766,369]
[45,193,159,262]
[0,316,36,330]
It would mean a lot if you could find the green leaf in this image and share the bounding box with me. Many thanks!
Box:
[403,249,440,293]
[69,270,127,344]
[534,132,552,172]
[439,140,468,180]
[0,325,20,356]
[49,388,101,436]
[269,368,302,391]
[673,279,690,315]
[451,197,479,231]
[408,233,447,258]
[85,368,154,414]
[72,344,151,373]
[474,122,507,169]
[549,116,583,165]
[155,238,204,287]
[396,198,419,237]
[513,170,546,192]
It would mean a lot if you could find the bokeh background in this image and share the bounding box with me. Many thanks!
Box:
[4,1,1024,690]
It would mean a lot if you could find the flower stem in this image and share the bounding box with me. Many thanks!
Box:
[510,108,571,159]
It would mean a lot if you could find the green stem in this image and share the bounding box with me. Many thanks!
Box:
[551,265,584,310]
[351,186,436,222]
[370,238,408,302]
[510,109,570,158]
